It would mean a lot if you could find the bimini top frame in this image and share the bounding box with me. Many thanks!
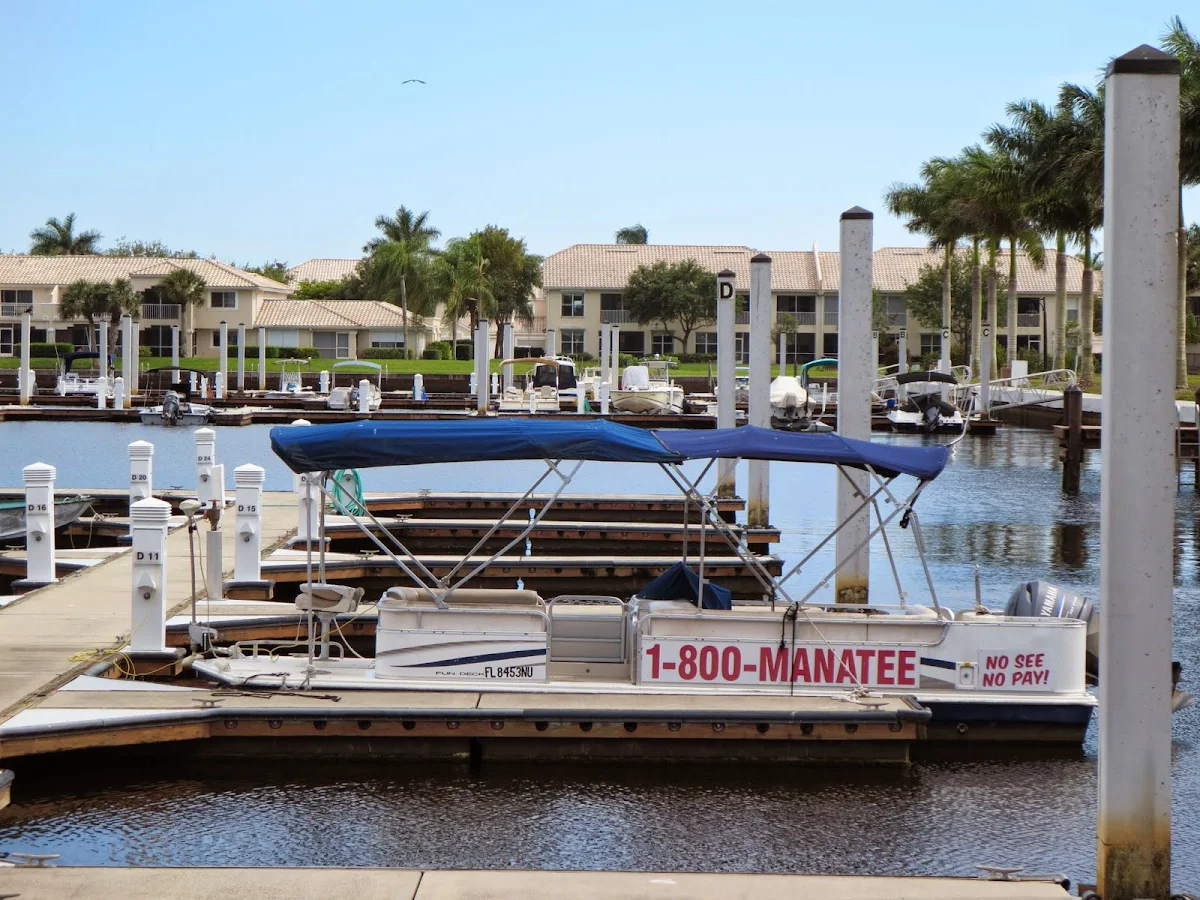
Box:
[273,419,949,617]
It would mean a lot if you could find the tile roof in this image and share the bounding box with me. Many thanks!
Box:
[285,258,362,285]
[257,299,430,330]
[0,255,291,293]
[542,244,1102,295]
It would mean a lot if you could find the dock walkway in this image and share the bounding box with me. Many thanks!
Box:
[0,867,1070,899]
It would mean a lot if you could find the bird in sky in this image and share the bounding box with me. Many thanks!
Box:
[402,79,426,84]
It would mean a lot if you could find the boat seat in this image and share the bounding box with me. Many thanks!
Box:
[296,582,364,614]
[380,586,544,608]
[904,605,941,619]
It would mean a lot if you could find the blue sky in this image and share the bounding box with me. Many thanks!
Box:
[1,0,1196,264]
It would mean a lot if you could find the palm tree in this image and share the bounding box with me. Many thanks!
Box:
[155,267,208,357]
[615,224,649,244]
[1161,17,1200,388]
[364,206,440,356]
[60,278,140,348]
[30,213,102,256]
[434,238,494,359]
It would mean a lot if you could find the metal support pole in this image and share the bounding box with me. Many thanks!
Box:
[747,253,772,528]
[129,497,170,653]
[18,310,32,405]
[237,322,246,392]
[257,326,267,391]
[716,270,737,498]
[835,207,873,604]
[1096,45,1179,900]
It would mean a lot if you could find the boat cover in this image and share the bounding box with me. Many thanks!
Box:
[270,418,684,472]
[653,425,948,480]
[896,370,957,386]
[637,561,733,610]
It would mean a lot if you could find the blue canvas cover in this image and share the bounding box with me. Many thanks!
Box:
[637,561,733,610]
[652,425,948,480]
[270,418,684,473]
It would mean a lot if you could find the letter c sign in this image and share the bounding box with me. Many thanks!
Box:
[719,281,734,300]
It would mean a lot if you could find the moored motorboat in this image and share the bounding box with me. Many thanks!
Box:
[610,360,683,414]
[498,357,579,412]
[327,360,383,411]
[887,371,964,434]
[0,495,93,544]
[139,390,213,426]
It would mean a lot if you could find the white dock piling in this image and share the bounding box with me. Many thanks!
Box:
[318,369,330,394]
[599,382,611,415]
[18,310,32,406]
[128,497,170,653]
[358,379,371,414]
[777,331,786,371]
[170,325,179,381]
[609,325,620,377]
[545,328,556,357]
[529,390,538,414]
[897,329,908,374]
[747,253,772,528]
[502,322,514,391]
[195,427,218,506]
[129,321,140,398]
[98,321,109,381]
[980,324,992,415]
[127,440,154,541]
[716,269,737,498]
[213,370,225,401]
[233,464,265,583]
[871,330,879,376]
[600,325,611,387]
[19,463,57,589]
[475,319,490,413]
[576,388,585,414]
[835,207,874,604]
[413,373,425,401]
[1096,45,1180,900]
[112,376,125,410]
[120,315,133,408]
[468,371,477,397]
[218,321,228,395]
[257,327,267,391]
[237,322,246,392]
[491,372,500,397]
[95,376,106,409]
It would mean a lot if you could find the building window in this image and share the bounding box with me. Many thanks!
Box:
[210,291,237,309]
[618,330,645,355]
[370,330,405,349]
[29,328,47,343]
[268,329,300,347]
[561,328,585,355]
[142,326,173,356]
[561,293,585,318]
[920,333,940,356]
[695,333,717,356]
[735,332,750,364]
[822,333,838,358]
[886,296,906,327]
[1016,334,1041,352]
[789,333,816,365]
[1066,300,1079,323]
[824,295,839,327]
[0,326,12,355]
[776,295,816,325]
[313,331,351,359]
[652,333,676,356]
[1,289,33,309]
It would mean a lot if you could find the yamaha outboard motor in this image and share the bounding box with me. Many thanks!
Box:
[162,391,183,426]
[921,403,941,434]
[1005,580,1099,681]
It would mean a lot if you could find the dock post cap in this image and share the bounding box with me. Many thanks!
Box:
[194,427,216,440]
[234,463,267,485]
[841,206,874,220]
[130,496,172,523]
[1107,44,1180,76]
[128,440,155,458]
[750,252,772,263]
[22,462,56,483]
[717,269,736,278]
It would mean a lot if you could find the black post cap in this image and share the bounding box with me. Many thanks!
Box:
[841,206,874,220]
[1107,44,1180,76]
[750,253,772,263]
[717,269,736,277]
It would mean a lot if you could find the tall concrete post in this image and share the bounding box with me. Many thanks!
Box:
[237,322,246,392]
[1097,45,1180,900]
[257,327,267,391]
[129,497,170,654]
[120,314,133,408]
[170,325,179,382]
[835,207,874,604]
[545,328,556,357]
[897,329,908,373]
[218,321,228,394]
[871,330,879,376]
[609,324,620,377]
[233,463,265,583]
[18,310,32,406]
[777,330,786,371]
[475,319,490,413]
[980,324,993,416]
[716,270,737,498]
[130,319,140,397]
[747,253,772,528]
[600,325,611,386]
[501,322,515,391]
[127,440,154,542]
[19,463,57,589]
[98,320,109,381]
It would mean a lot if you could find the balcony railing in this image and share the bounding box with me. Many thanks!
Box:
[141,304,181,319]
[0,304,23,318]
[776,311,816,326]
[735,311,750,325]
[600,309,634,324]
[824,311,839,326]
[887,313,907,327]
[1017,312,1041,327]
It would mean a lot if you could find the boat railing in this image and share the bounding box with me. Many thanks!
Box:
[546,595,630,664]
[226,638,346,660]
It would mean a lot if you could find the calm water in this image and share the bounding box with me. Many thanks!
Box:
[0,421,1198,886]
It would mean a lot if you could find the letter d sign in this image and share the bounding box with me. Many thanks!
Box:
[719,281,734,300]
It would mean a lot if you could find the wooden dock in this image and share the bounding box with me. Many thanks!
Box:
[0,867,1071,899]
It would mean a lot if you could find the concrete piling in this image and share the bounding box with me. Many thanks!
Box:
[129,318,139,397]
[1062,384,1083,494]
[120,315,133,408]
[195,428,218,507]
[113,376,125,410]
[1096,44,1180,900]
[218,321,228,396]
[237,323,246,392]
[18,463,57,590]
[170,325,179,381]
[98,321,109,382]
[475,320,490,414]
[600,325,611,388]
[835,208,873,604]
[609,324,620,378]
[716,269,737,499]
[128,497,170,654]
[980,324,993,415]
[502,322,514,391]
[18,310,32,406]
[358,379,371,414]
[545,328,556,357]
[897,330,908,374]
[258,327,267,391]
[747,253,772,528]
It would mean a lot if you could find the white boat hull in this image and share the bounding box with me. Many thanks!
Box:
[610,388,684,414]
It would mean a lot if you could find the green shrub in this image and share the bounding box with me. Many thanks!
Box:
[426,341,453,360]
[421,348,443,360]
[676,353,713,364]
[362,347,407,359]
[14,342,74,358]
[139,345,151,357]
[618,353,638,367]
[274,346,321,359]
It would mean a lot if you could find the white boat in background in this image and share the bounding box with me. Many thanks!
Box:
[611,360,683,414]
[769,375,809,428]
[139,390,213,426]
[264,359,318,401]
[887,371,965,434]
[498,357,578,412]
[327,360,383,411]
[734,366,750,406]
[55,352,114,399]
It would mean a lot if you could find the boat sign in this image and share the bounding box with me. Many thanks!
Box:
[640,638,919,688]
[978,650,1054,691]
